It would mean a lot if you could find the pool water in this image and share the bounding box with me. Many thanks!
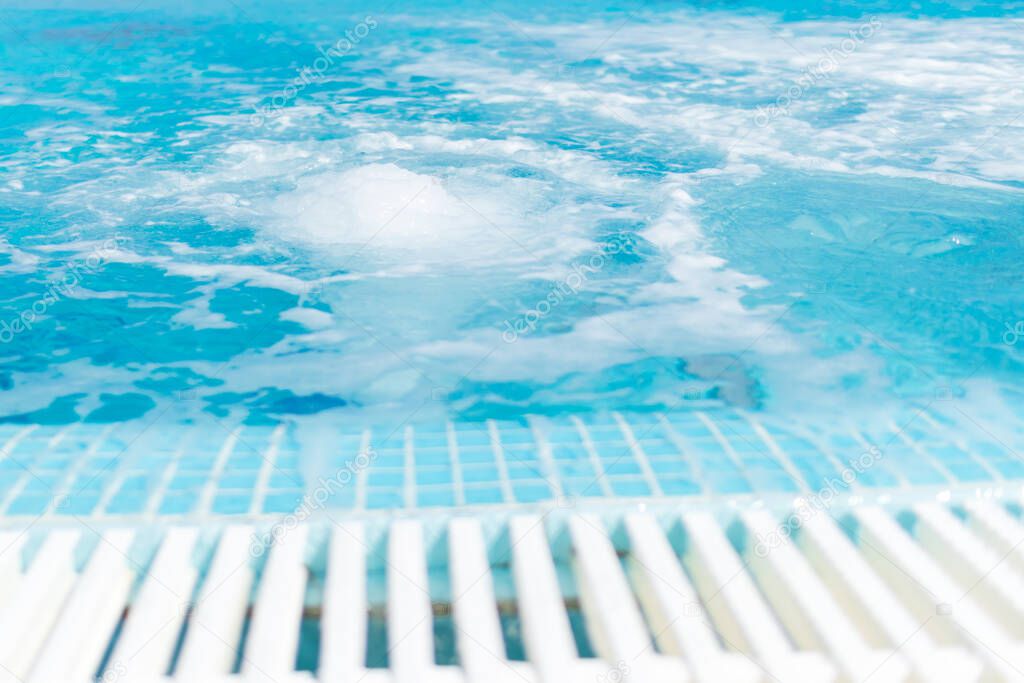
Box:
[0,1,1022,464]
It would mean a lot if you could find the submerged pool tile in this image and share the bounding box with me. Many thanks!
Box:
[225,454,263,470]
[169,473,207,491]
[852,467,901,488]
[21,477,58,495]
[659,477,702,495]
[118,475,157,493]
[212,493,252,515]
[604,460,642,476]
[178,456,215,471]
[549,444,588,460]
[56,493,100,515]
[561,478,606,497]
[989,459,1024,478]
[463,485,505,505]
[6,494,51,515]
[415,449,450,467]
[367,470,405,487]
[900,466,950,486]
[556,460,595,478]
[704,473,752,494]
[372,453,405,469]
[648,458,689,475]
[417,487,455,507]
[455,430,491,447]
[106,492,149,515]
[416,469,453,486]
[748,472,799,492]
[945,461,990,481]
[586,424,624,441]
[263,491,304,514]
[37,454,73,469]
[458,448,494,464]
[366,489,405,509]
[546,426,582,443]
[462,464,499,483]
[513,481,553,503]
[499,431,535,447]
[665,418,713,438]
[415,431,449,449]
[699,457,742,474]
[504,447,540,465]
[276,453,301,469]
[159,492,199,515]
[507,462,544,480]
[0,474,20,495]
[269,471,304,488]
[592,441,630,458]
[325,488,357,508]
[637,441,679,457]
[220,471,259,489]
[609,478,651,497]
[0,479,18,499]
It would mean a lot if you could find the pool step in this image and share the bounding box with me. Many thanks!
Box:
[3,499,1024,681]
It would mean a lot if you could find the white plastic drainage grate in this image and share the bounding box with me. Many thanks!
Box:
[2,495,1024,682]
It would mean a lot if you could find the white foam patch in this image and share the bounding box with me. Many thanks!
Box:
[280,307,333,330]
[400,11,1024,187]
[0,239,41,273]
[160,262,316,295]
[269,163,480,249]
[170,301,234,330]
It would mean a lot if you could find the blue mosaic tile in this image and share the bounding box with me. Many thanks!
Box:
[212,493,252,515]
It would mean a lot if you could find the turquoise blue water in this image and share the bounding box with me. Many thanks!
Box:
[1,0,1023,430]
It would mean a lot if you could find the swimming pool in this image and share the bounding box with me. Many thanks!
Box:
[1,0,1023,514]
[6,3,1024,682]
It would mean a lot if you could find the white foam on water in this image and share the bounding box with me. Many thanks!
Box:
[269,163,479,249]
[0,240,41,274]
[280,307,333,330]
[170,297,235,330]
[402,11,1024,186]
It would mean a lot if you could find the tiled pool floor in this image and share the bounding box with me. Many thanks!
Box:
[0,407,1019,522]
